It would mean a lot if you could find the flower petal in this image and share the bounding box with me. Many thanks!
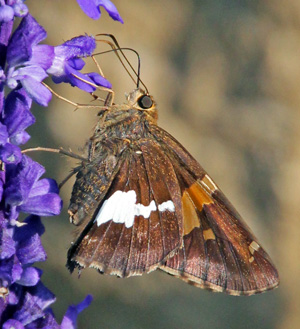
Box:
[51,35,96,62]
[0,257,14,282]
[87,72,112,89]
[0,5,14,23]
[21,76,52,106]
[61,295,93,329]
[7,14,47,66]
[10,131,31,145]
[4,89,35,139]
[11,259,23,283]
[0,122,9,144]
[13,283,55,325]
[13,3,29,18]
[76,0,101,19]
[76,0,123,23]
[26,312,60,329]
[16,267,42,286]
[68,57,85,70]
[29,178,59,197]
[14,65,48,82]
[97,0,124,23]
[28,282,56,311]
[52,62,95,92]
[26,45,55,71]
[0,20,13,67]
[18,193,62,217]
[16,233,46,264]
[3,319,25,329]
[14,216,45,242]
[0,224,15,259]
[5,156,45,206]
[0,20,13,46]
[0,143,22,164]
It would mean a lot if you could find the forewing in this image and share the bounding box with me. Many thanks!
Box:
[150,125,279,295]
[67,141,183,277]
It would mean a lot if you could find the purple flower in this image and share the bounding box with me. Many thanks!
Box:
[76,0,124,23]
[48,35,112,92]
[5,14,53,106]
[4,155,62,219]
[0,88,34,164]
[0,1,28,23]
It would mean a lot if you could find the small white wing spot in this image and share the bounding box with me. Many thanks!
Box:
[249,241,260,255]
[158,200,175,212]
[200,174,218,192]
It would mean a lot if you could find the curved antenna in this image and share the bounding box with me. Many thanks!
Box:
[95,33,149,93]
[95,41,138,87]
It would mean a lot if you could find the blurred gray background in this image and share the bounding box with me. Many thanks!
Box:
[25,1,298,328]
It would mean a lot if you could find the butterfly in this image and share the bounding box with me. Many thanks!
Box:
[66,88,279,296]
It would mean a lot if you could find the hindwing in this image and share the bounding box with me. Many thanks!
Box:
[149,125,279,295]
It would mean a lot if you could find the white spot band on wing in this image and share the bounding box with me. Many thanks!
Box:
[158,200,175,212]
[95,190,175,228]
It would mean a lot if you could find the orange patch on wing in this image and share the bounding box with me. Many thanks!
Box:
[182,191,200,235]
[203,228,216,241]
[187,181,213,210]
[182,181,213,236]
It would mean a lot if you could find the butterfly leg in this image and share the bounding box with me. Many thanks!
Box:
[59,166,82,189]
[42,82,113,111]
[22,147,88,162]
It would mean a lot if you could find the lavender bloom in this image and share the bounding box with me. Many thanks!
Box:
[1,0,123,325]
[4,14,53,106]
[76,0,123,23]
[48,35,112,92]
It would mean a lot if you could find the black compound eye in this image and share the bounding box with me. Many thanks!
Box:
[137,95,153,109]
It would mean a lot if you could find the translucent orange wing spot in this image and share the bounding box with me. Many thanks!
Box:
[182,181,213,236]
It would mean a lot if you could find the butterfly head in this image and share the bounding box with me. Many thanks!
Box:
[125,88,157,122]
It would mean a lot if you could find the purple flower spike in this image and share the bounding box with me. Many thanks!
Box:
[0,0,113,325]
[61,295,93,329]
[48,35,112,92]
[77,0,124,23]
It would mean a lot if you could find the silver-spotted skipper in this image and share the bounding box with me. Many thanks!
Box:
[66,86,279,296]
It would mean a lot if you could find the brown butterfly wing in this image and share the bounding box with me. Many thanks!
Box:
[67,142,183,277]
[149,125,279,295]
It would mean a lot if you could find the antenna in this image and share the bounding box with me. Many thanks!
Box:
[95,34,149,93]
